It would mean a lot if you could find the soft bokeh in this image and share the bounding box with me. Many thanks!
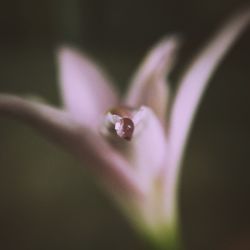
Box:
[0,1,250,249]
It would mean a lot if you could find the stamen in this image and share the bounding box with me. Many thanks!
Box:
[115,117,134,141]
[102,106,138,141]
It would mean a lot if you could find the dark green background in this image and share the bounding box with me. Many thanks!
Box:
[0,0,250,249]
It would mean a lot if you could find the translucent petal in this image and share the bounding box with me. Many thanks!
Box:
[131,107,167,189]
[57,47,118,128]
[167,9,250,196]
[0,94,76,145]
[166,9,250,217]
[125,36,180,121]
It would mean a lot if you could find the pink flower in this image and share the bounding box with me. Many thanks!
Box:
[0,8,249,243]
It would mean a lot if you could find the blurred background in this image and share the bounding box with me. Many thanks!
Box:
[0,0,250,249]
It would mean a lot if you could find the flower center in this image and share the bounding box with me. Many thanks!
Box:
[115,117,134,141]
[102,106,143,141]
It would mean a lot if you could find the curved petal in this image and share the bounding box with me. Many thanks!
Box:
[0,94,145,200]
[164,9,250,219]
[131,107,167,189]
[0,94,76,145]
[168,8,250,174]
[125,36,180,121]
[57,47,118,128]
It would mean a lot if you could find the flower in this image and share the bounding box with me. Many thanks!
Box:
[0,8,249,247]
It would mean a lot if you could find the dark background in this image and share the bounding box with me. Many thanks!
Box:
[0,0,250,249]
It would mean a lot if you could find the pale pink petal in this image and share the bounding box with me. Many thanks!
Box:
[0,94,145,199]
[130,107,167,190]
[165,9,250,217]
[0,94,76,145]
[169,9,250,172]
[57,47,118,128]
[125,36,180,121]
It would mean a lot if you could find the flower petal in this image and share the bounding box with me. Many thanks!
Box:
[168,9,250,185]
[130,107,167,189]
[0,94,145,200]
[125,36,180,121]
[0,94,76,145]
[57,47,118,128]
